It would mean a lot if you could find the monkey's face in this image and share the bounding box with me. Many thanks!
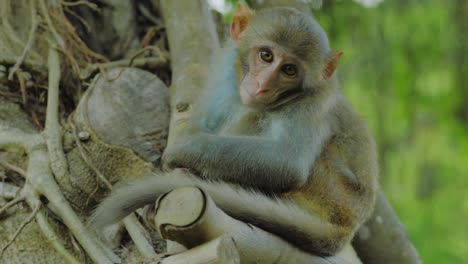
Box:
[239,44,304,109]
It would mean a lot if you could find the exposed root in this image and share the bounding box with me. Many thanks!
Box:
[0,195,25,217]
[129,46,166,67]
[45,47,72,188]
[69,231,87,263]
[0,128,119,264]
[39,0,107,79]
[7,0,39,80]
[60,0,100,11]
[1,0,111,127]
[0,55,44,73]
[70,118,112,192]
[0,0,26,48]
[0,203,41,258]
[0,164,79,263]
[0,161,28,178]
[30,110,44,131]
[70,116,109,205]
[0,182,20,200]
[84,46,168,81]
[38,0,65,49]
[122,215,157,258]
[0,0,169,262]
[70,118,156,258]
[52,7,107,60]
[15,71,28,106]
[64,7,92,33]
[0,161,80,263]
[141,27,159,48]
[35,209,81,264]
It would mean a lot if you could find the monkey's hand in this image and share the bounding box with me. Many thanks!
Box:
[160,136,197,170]
[162,139,201,175]
[161,141,185,170]
[162,131,317,192]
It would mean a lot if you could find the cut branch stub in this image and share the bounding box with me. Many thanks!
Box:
[64,68,169,209]
[151,186,359,264]
[155,187,210,248]
[74,68,169,163]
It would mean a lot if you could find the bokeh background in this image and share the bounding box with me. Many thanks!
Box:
[209,0,468,263]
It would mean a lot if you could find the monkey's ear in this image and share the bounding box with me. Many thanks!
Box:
[323,50,343,80]
[230,3,254,40]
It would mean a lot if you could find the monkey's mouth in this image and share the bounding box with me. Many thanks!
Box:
[269,87,304,109]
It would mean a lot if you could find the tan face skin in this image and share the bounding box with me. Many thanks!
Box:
[239,44,304,109]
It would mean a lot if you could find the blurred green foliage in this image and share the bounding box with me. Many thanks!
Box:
[218,0,467,262]
[315,1,467,263]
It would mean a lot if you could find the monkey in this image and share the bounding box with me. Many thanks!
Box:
[91,4,378,257]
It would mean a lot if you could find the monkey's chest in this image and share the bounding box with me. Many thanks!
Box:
[221,111,265,136]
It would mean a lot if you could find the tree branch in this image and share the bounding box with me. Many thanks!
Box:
[151,187,359,264]
[158,0,220,144]
[0,195,25,216]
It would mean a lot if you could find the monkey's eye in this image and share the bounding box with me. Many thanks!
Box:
[259,49,274,63]
[281,64,298,77]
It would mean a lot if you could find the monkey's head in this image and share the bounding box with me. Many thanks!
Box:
[231,4,343,109]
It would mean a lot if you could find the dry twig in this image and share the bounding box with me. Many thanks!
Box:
[69,118,111,195]
[0,161,28,178]
[34,208,81,264]
[7,1,39,80]
[44,47,74,190]
[60,0,99,11]
[0,195,25,217]
[0,182,20,200]
[81,47,169,80]
[70,119,156,258]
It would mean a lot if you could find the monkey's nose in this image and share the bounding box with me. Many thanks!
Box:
[255,86,270,95]
[255,89,267,96]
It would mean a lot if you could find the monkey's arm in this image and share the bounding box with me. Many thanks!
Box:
[163,123,327,192]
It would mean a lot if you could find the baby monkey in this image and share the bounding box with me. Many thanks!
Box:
[92,4,378,257]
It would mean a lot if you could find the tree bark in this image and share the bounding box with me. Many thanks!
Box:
[158,0,220,147]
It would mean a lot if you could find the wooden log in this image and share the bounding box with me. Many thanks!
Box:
[152,187,361,264]
[161,237,240,264]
